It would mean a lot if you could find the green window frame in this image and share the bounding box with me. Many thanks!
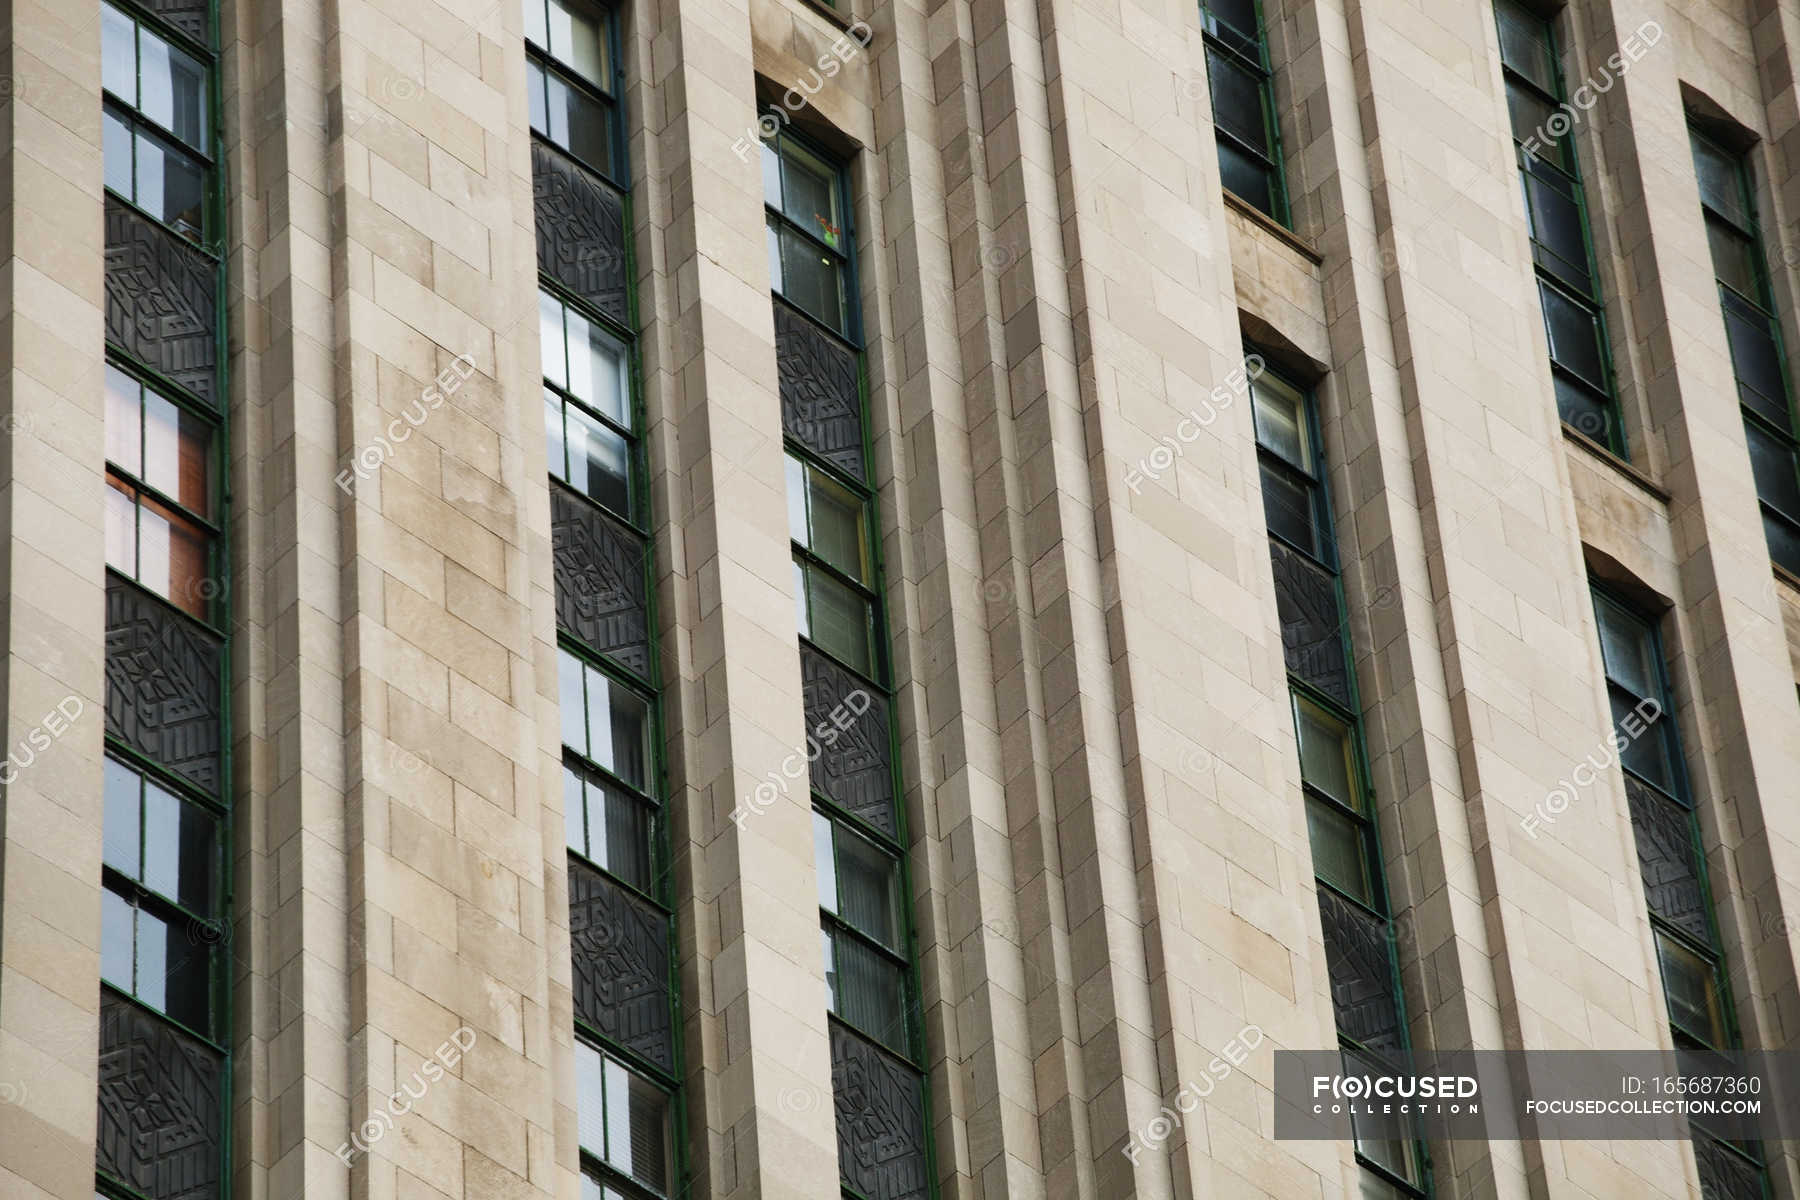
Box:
[1688,125,1800,579]
[763,126,854,337]
[1589,586,1767,1189]
[524,0,623,181]
[1494,0,1624,454]
[542,286,639,523]
[100,0,214,242]
[575,1038,673,1196]
[1200,0,1288,226]
[1249,358,1430,1200]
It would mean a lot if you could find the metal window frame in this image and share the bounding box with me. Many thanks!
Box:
[1200,0,1290,226]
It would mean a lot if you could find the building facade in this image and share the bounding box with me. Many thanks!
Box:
[0,0,1798,1196]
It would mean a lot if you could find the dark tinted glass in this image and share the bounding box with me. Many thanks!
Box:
[1706,218,1760,300]
[1721,291,1792,430]
[1555,376,1611,444]
[1207,48,1269,153]
[828,926,908,1052]
[1745,421,1800,519]
[1495,0,1556,92]
[1614,691,1674,793]
[773,221,846,333]
[1690,135,1749,228]
[1260,460,1318,554]
[1524,159,1591,292]
[1506,80,1564,169]
[1539,279,1606,388]
[1217,140,1274,215]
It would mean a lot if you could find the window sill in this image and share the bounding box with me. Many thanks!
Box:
[1223,187,1321,264]
[1562,425,1671,505]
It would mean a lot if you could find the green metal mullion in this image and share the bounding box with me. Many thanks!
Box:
[1203,0,1289,226]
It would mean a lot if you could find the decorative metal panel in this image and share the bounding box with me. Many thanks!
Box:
[552,485,650,680]
[140,0,211,44]
[1268,539,1351,707]
[775,298,865,484]
[1316,888,1403,1059]
[104,196,218,409]
[532,138,627,328]
[831,1021,928,1200]
[569,857,673,1073]
[105,577,223,795]
[1693,1132,1763,1200]
[1624,776,1711,945]
[97,991,223,1200]
[801,643,894,838]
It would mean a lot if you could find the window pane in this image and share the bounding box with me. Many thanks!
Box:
[834,823,901,949]
[527,58,549,137]
[105,365,142,477]
[565,309,627,425]
[138,29,207,147]
[547,0,609,88]
[103,758,142,879]
[134,905,168,1013]
[1307,797,1370,904]
[1721,291,1792,431]
[101,887,134,991]
[143,389,210,514]
[105,480,137,578]
[776,224,846,333]
[570,766,653,889]
[565,404,631,517]
[1296,698,1359,809]
[136,131,205,238]
[1252,375,1309,469]
[793,558,810,638]
[761,138,783,211]
[540,291,567,388]
[1524,159,1591,293]
[607,1061,669,1191]
[1506,81,1564,170]
[805,467,867,582]
[1554,376,1611,446]
[778,138,843,251]
[1538,279,1606,389]
[544,70,613,174]
[575,1041,606,1157]
[1345,1049,1419,1182]
[1259,460,1318,554]
[588,669,649,790]
[1207,48,1269,155]
[1495,0,1556,92]
[1204,0,1259,43]
[1657,932,1727,1047]
[1746,422,1800,520]
[1765,510,1800,577]
[1217,137,1275,217]
[1613,691,1673,792]
[559,649,586,752]
[805,565,872,675]
[814,811,838,913]
[150,910,210,1032]
[830,927,908,1052]
[104,108,134,198]
[786,454,808,544]
[1690,135,1748,229]
[523,0,549,47]
[102,5,136,103]
[1594,599,1656,698]
[139,492,210,618]
[1707,219,1760,300]
[766,219,784,295]
[143,780,214,913]
[564,762,587,854]
[545,389,567,481]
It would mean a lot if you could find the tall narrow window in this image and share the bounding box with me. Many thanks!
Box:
[1589,588,1767,1198]
[766,122,933,1200]
[527,1,686,1195]
[97,3,230,1200]
[1494,0,1623,452]
[1251,361,1429,1200]
[1689,126,1800,579]
[1200,0,1287,224]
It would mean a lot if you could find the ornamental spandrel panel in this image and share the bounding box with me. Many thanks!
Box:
[552,485,649,680]
[1624,775,1712,945]
[105,577,223,795]
[140,0,210,43]
[801,643,893,838]
[775,298,864,484]
[831,1021,928,1200]
[1316,887,1403,1060]
[1693,1132,1763,1200]
[1268,538,1351,708]
[533,138,627,327]
[97,992,223,1200]
[105,196,217,409]
[569,857,673,1074]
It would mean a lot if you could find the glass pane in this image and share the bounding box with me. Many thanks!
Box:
[104,108,134,198]
[1306,797,1369,903]
[597,782,653,891]
[777,224,846,333]
[1495,0,1556,92]
[544,70,613,174]
[103,758,142,879]
[805,565,872,675]
[105,365,141,477]
[539,291,566,388]
[1594,598,1656,698]
[785,454,808,544]
[1613,691,1673,792]
[1657,932,1728,1047]
[1204,0,1259,43]
[575,1041,606,1157]
[134,905,168,1013]
[589,670,649,790]
[138,28,207,148]
[105,481,137,578]
[564,762,587,854]
[778,138,843,251]
[1259,461,1318,555]
[766,219,784,295]
[831,928,908,1052]
[1707,219,1760,300]
[150,911,210,1032]
[1690,134,1748,229]
[101,4,135,103]
[1346,1048,1419,1182]
[143,781,213,912]
[1207,48,1269,155]
[793,558,810,638]
[1721,292,1793,431]
[136,131,205,238]
[835,823,901,949]
[1252,374,1309,469]
[565,310,627,425]
[1747,422,1800,520]
[1539,279,1606,389]
[527,58,548,137]
[547,0,609,88]
[608,1062,669,1191]
[523,0,549,47]
[1525,160,1591,293]
[545,389,567,482]
[1217,137,1275,217]
[1506,81,1564,169]
[139,492,210,618]
[805,467,867,582]
[1554,375,1611,446]
[1765,510,1800,577]
[565,404,631,517]
[762,139,783,211]
[143,390,210,514]
[101,887,134,991]
[814,810,838,913]
[559,649,586,752]
[1296,698,1358,809]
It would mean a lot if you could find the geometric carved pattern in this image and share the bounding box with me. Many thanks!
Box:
[775,298,865,484]
[1317,887,1404,1060]
[801,643,894,839]
[139,0,211,44]
[569,857,674,1074]
[1625,775,1713,946]
[1627,773,1706,949]
[97,991,223,1200]
[831,1021,928,1200]
[533,138,627,328]
[104,196,218,410]
[104,576,223,796]
[1268,538,1351,707]
[1693,1130,1764,1200]
[551,484,650,681]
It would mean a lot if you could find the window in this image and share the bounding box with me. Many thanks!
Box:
[1690,126,1800,578]
[1494,0,1621,452]
[559,647,651,790]
[1252,370,1329,561]
[104,363,214,619]
[763,128,851,335]
[815,808,909,1052]
[525,0,617,174]
[564,760,654,891]
[541,288,634,518]
[1200,0,1286,224]
[99,756,220,1037]
[101,0,209,238]
[576,1040,671,1194]
[787,452,876,675]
